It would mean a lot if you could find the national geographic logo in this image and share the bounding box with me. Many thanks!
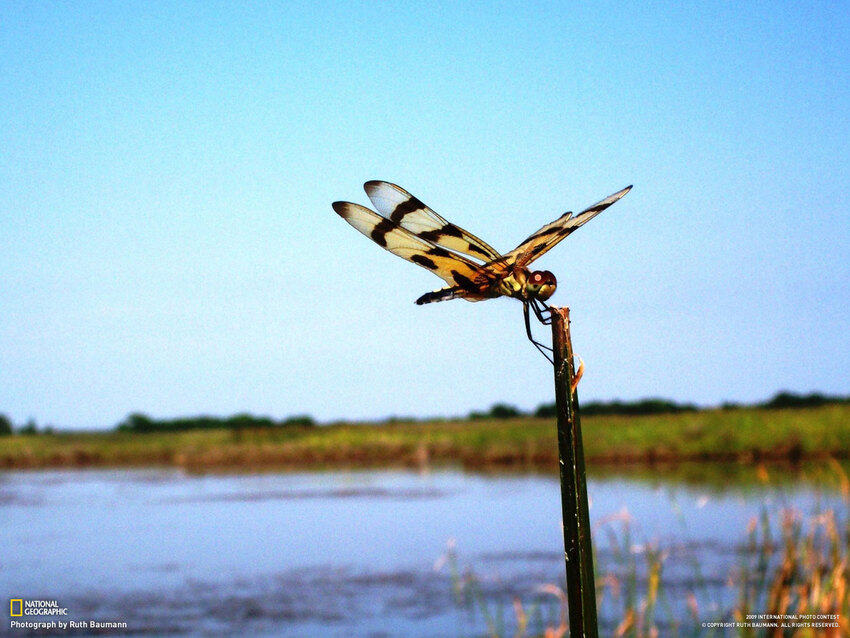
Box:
[9,598,68,616]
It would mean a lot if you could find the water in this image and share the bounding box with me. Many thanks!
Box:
[1,467,845,637]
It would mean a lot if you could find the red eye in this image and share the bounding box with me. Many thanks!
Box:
[532,270,556,285]
[528,270,557,300]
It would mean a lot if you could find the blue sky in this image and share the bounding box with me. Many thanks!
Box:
[2,1,848,429]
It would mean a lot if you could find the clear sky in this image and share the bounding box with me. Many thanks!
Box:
[2,1,848,429]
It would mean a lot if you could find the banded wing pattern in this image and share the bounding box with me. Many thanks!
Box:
[363,180,501,262]
[331,198,497,302]
[333,180,632,361]
[504,185,633,269]
[333,180,632,303]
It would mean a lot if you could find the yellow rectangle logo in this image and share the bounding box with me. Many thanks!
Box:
[10,599,23,616]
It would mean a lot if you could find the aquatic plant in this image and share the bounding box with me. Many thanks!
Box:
[441,502,848,637]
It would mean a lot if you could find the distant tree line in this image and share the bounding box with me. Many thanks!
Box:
[1,391,847,436]
[522,391,848,420]
[531,397,699,419]
[115,412,315,433]
[393,391,850,422]
[0,414,53,436]
[469,403,524,420]
[723,391,848,411]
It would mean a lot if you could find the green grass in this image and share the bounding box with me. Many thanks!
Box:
[1,403,848,471]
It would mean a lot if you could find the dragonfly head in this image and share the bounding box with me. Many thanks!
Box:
[527,270,556,301]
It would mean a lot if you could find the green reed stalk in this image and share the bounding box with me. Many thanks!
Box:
[551,307,599,637]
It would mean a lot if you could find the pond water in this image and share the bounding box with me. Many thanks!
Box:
[1,467,846,637]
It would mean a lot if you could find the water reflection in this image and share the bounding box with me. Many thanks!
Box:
[1,467,845,637]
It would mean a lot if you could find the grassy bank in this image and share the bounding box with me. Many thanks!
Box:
[1,403,848,472]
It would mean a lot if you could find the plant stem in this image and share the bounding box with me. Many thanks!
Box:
[551,306,599,637]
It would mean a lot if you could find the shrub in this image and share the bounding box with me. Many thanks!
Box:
[0,414,12,436]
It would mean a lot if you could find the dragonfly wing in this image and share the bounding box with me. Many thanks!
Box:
[364,181,502,262]
[505,185,633,268]
[332,201,493,297]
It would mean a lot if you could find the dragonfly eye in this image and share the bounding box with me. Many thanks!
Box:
[527,270,557,300]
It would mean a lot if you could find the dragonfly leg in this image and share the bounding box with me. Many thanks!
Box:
[530,298,554,325]
[524,302,554,363]
[529,300,584,388]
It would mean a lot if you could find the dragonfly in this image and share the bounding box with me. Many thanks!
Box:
[332,181,632,361]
